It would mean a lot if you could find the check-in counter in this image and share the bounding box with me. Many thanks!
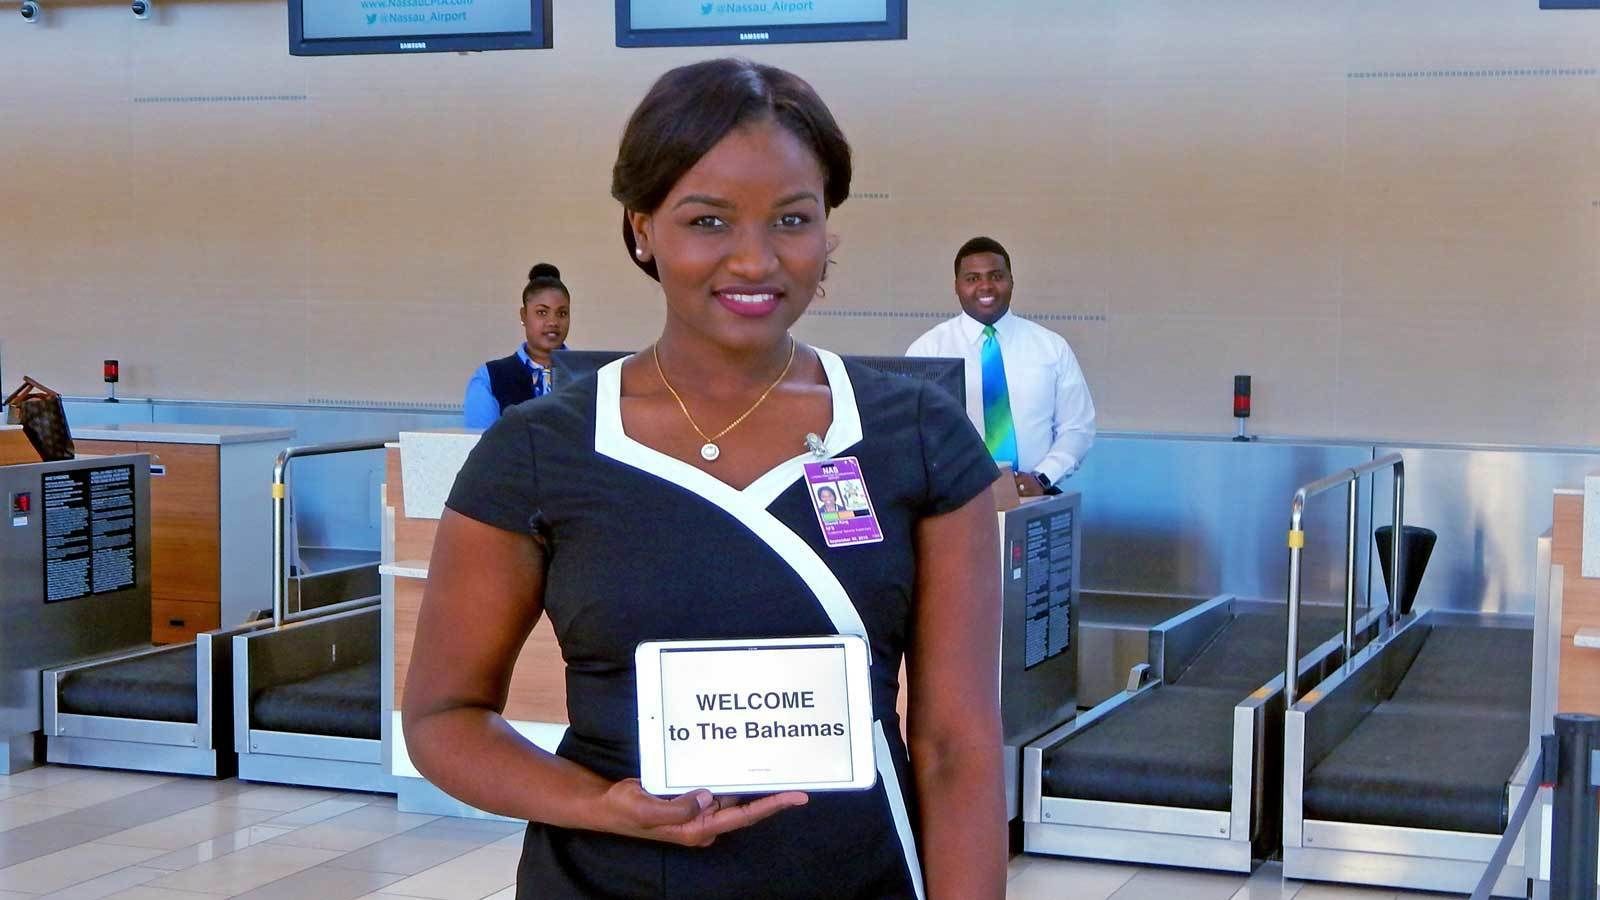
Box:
[1549,483,1600,716]
[0,453,152,772]
[72,424,293,642]
[382,430,566,817]
[0,424,40,466]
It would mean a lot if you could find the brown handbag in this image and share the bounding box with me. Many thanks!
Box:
[3,377,76,462]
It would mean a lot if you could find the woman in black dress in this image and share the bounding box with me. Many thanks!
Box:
[403,58,1005,899]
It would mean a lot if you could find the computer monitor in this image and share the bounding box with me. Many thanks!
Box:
[289,0,552,56]
[615,0,907,49]
[552,350,965,408]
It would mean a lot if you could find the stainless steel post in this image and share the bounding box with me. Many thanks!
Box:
[1286,501,1306,708]
[271,439,394,629]
[1344,480,1358,661]
[272,452,288,629]
[1389,467,1405,631]
[1282,453,1404,709]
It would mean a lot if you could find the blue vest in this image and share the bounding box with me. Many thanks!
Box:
[485,353,546,413]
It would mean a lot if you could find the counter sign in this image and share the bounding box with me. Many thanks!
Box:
[41,465,136,603]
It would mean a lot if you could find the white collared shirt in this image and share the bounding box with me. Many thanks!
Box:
[906,310,1096,483]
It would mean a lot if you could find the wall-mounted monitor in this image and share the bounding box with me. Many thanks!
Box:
[290,0,552,56]
[615,0,905,48]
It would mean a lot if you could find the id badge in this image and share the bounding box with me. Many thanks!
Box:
[803,456,883,548]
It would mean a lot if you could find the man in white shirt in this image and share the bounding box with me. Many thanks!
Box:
[906,236,1096,496]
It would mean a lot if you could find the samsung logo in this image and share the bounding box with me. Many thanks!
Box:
[399,41,427,49]
[738,32,769,41]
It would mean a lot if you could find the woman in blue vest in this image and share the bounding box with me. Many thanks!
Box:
[463,263,572,428]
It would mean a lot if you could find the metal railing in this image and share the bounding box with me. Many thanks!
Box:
[1284,452,1405,708]
[1470,713,1600,900]
[271,439,394,628]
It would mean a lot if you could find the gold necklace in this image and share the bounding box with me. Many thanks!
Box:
[653,338,797,463]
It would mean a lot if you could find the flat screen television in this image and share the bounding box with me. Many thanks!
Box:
[615,0,905,48]
[553,350,964,408]
[290,0,551,56]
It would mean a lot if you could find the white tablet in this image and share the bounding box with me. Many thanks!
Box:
[635,635,878,796]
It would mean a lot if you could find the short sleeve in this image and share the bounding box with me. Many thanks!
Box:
[445,406,545,536]
[916,381,1001,517]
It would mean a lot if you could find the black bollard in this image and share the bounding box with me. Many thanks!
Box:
[1374,525,1436,617]
[1551,713,1600,900]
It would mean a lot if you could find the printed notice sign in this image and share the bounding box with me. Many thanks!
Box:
[658,644,854,790]
[301,0,531,40]
[42,465,136,604]
[1022,508,1073,670]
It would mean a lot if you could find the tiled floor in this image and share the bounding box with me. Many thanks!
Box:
[0,766,1453,899]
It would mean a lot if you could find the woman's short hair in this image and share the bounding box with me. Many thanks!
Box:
[612,58,853,280]
[522,262,569,304]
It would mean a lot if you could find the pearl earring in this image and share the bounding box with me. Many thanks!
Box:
[635,246,646,260]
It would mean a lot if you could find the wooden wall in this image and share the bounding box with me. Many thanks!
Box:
[1552,491,1600,715]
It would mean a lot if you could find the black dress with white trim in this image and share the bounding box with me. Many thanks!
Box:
[444,348,998,900]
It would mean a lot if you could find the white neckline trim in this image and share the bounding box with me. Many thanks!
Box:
[591,348,868,646]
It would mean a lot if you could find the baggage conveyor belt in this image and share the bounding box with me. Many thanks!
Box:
[58,645,198,724]
[250,659,380,741]
[1041,606,1349,810]
[1299,624,1532,834]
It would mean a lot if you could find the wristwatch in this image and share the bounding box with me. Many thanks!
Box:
[1033,472,1052,491]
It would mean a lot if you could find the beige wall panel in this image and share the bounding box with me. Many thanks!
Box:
[125,104,311,301]
[1336,318,1591,446]
[1590,340,1600,447]
[4,1,1600,447]
[1108,199,1343,320]
[307,300,512,404]
[304,190,503,305]
[884,80,1111,198]
[882,193,1110,319]
[898,0,1111,78]
[1106,78,1346,206]
[123,296,309,401]
[1104,2,1347,82]
[2,289,130,396]
[1344,77,1600,209]
[1342,200,1597,326]
[1100,315,1341,436]
[126,4,309,95]
[1342,1,1600,70]
[6,157,138,307]
[4,11,133,96]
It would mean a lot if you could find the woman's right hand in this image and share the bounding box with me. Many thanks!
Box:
[599,779,808,847]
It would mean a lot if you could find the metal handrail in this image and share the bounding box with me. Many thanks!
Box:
[272,439,394,628]
[1284,452,1405,707]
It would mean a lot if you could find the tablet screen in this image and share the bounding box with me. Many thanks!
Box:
[656,643,856,791]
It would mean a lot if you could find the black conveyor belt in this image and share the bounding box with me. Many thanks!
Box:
[250,660,381,740]
[1042,606,1346,808]
[58,646,198,723]
[1302,625,1532,833]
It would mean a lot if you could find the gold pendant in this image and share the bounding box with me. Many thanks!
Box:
[700,443,720,462]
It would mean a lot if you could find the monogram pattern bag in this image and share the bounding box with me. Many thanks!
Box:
[3,377,76,462]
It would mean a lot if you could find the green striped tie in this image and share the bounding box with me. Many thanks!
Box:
[981,325,1018,468]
